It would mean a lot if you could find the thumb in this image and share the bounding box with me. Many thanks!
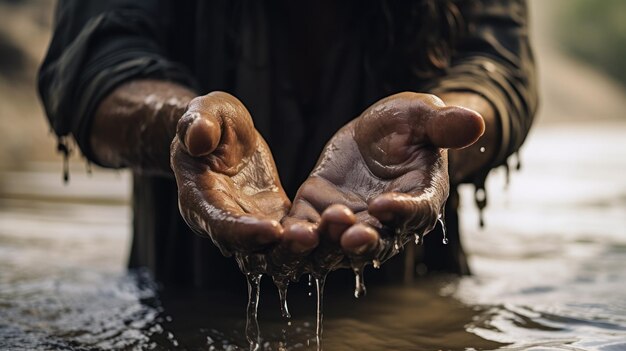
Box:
[176,91,257,157]
[176,110,222,156]
[426,105,485,149]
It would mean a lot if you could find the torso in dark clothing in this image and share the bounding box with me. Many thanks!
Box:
[127,1,469,289]
[39,0,539,289]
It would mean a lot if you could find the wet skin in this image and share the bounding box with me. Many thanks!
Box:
[171,92,292,256]
[284,92,484,271]
[170,91,484,274]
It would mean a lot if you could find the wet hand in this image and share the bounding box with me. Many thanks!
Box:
[170,92,318,265]
[286,92,485,271]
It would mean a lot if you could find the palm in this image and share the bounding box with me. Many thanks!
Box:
[171,92,290,257]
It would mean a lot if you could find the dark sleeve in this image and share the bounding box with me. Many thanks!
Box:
[427,0,538,168]
[38,0,196,161]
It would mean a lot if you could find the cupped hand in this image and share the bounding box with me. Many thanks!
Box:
[170,92,319,272]
[285,92,485,272]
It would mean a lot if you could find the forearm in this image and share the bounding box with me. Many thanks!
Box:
[90,79,196,175]
[438,91,499,185]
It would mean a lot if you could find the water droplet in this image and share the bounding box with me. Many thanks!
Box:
[372,259,381,269]
[474,186,487,227]
[393,235,401,252]
[308,274,312,286]
[308,292,312,296]
[414,234,420,245]
[438,216,448,245]
[287,321,292,326]
[480,146,486,153]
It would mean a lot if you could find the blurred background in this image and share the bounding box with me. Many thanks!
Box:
[1,0,625,169]
[0,1,625,350]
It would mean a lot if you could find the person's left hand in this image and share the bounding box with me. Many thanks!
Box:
[278,92,485,273]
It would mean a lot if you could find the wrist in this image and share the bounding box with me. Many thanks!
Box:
[90,80,195,173]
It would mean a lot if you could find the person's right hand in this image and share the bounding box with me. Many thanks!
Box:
[170,92,319,273]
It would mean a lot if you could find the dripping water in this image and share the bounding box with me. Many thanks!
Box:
[352,266,367,298]
[305,274,313,298]
[479,146,486,153]
[314,274,327,351]
[245,273,262,351]
[273,278,291,319]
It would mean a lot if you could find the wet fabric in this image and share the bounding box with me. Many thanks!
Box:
[38,0,537,287]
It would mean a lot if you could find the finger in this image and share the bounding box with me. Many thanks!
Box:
[220,214,284,251]
[277,220,319,256]
[318,204,356,242]
[180,192,284,255]
[268,217,319,268]
[176,92,257,161]
[368,192,439,234]
[426,105,485,149]
[340,223,380,257]
[177,111,222,156]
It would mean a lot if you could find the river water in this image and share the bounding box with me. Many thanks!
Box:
[1,122,625,350]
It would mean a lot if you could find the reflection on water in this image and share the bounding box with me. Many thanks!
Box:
[1,123,625,350]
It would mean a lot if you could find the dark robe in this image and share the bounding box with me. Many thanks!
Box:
[38,0,538,288]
